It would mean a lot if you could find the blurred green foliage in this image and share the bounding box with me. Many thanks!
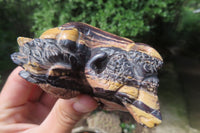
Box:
[0,75,2,84]
[0,0,34,72]
[31,0,183,37]
[120,123,135,133]
[176,1,200,58]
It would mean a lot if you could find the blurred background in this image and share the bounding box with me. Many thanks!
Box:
[0,0,199,133]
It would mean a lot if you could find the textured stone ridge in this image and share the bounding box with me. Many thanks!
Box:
[87,111,122,133]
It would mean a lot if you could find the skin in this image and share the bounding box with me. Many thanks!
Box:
[0,67,97,133]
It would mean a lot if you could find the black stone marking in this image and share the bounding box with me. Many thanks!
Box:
[82,32,130,46]
[19,69,93,95]
[115,91,136,104]
[61,22,133,44]
[93,87,123,106]
[75,43,91,68]
[46,73,93,95]
[132,100,162,120]
[48,76,81,89]
[58,39,77,53]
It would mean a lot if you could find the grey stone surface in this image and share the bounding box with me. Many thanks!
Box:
[87,111,122,133]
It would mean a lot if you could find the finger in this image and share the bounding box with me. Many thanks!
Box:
[28,86,43,102]
[0,123,37,133]
[39,95,97,133]
[40,93,58,109]
[0,67,42,108]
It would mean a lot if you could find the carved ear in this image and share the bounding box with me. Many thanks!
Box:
[86,52,108,74]
[17,37,33,46]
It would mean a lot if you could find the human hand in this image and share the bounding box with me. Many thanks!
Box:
[0,67,97,133]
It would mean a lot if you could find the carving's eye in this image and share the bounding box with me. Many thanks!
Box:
[59,40,77,52]
[87,52,108,74]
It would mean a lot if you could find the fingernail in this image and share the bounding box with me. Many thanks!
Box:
[73,95,97,113]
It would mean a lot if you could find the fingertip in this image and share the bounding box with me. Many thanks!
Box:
[40,95,97,133]
[73,95,98,113]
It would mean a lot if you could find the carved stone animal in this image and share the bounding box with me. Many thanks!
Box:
[11,22,163,128]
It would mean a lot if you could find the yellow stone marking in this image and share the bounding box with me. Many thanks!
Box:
[17,37,33,46]
[107,81,123,91]
[126,43,135,51]
[40,28,60,39]
[85,72,123,92]
[85,74,109,91]
[23,63,46,74]
[118,85,138,99]
[135,45,163,61]
[124,103,162,128]
[40,27,79,42]
[57,28,79,41]
[138,89,159,110]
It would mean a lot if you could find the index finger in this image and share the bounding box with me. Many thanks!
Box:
[0,67,43,108]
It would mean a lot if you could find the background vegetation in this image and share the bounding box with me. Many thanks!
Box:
[31,0,182,37]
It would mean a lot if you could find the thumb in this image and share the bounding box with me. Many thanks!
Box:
[39,94,97,133]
